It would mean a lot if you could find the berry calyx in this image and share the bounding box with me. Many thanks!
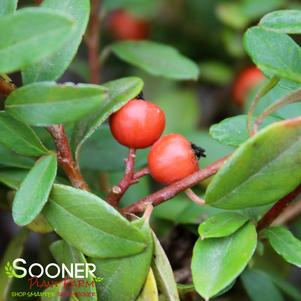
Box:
[148,134,202,185]
[109,99,165,149]
[108,10,150,41]
[232,66,264,106]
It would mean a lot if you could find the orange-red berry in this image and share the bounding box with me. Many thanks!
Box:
[109,99,165,149]
[148,134,202,185]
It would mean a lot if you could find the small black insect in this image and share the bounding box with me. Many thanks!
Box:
[191,143,206,160]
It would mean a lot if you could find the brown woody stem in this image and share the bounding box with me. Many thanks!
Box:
[107,148,139,207]
[0,79,16,96]
[257,183,301,231]
[86,0,101,84]
[47,125,90,191]
[122,157,228,215]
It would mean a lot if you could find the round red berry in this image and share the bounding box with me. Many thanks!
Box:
[108,10,149,40]
[109,99,165,149]
[232,66,264,106]
[148,134,201,184]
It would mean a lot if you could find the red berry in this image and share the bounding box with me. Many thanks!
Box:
[148,134,200,185]
[232,66,265,106]
[108,10,149,41]
[109,99,165,149]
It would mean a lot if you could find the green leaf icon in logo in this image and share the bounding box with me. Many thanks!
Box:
[4,262,15,278]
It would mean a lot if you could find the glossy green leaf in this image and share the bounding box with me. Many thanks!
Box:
[27,214,53,234]
[50,240,97,301]
[72,77,143,161]
[23,0,90,83]
[210,115,280,147]
[111,41,199,80]
[241,268,284,301]
[0,228,28,301]
[43,184,147,258]
[0,169,28,189]
[0,112,47,156]
[260,10,301,34]
[205,118,301,209]
[244,26,301,83]
[0,145,34,169]
[89,223,153,301]
[198,213,248,239]
[0,0,17,16]
[264,226,301,267]
[5,82,108,126]
[151,233,180,301]
[192,222,257,300]
[0,8,75,73]
[12,153,57,226]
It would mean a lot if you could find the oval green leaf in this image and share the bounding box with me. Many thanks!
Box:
[205,118,301,209]
[0,112,47,156]
[5,82,108,126]
[12,153,57,226]
[151,233,180,301]
[88,223,153,301]
[43,184,147,258]
[244,26,301,83]
[264,226,301,267]
[0,8,75,73]
[50,240,97,301]
[198,213,248,239]
[241,268,284,301]
[22,0,90,83]
[72,77,143,161]
[0,0,17,16]
[0,145,34,169]
[192,222,257,300]
[111,41,199,80]
[260,10,301,34]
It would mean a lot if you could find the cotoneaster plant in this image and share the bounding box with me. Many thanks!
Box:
[0,2,301,301]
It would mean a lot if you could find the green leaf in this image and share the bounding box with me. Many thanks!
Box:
[89,223,153,301]
[205,118,301,209]
[0,112,47,156]
[12,153,57,226]
[192,222,257,300]
[50,240,97,301]
[244,26,301,83]
[209,115,280,147]
[111,41,199,80]
[41,281,65,301]
[5,82,108,126]
[264,226,301,267]
[72,77,143,161]
[260,10,301,34]
[0,145,34,169]
[241,268,284,301]
[0,169,28,189]
[0,228,28,301]
[22,0,90,83]
[0,8,75,73]
[43,184,147,258]
[27,214,53,234]
[198,212,248,239]
[0,0,17,16]
[151,233,180,301]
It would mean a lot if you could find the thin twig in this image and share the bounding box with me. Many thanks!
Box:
[272,199,301,226]
[185,188,205,205]
[0,78,16,96]
[257,184,301,231]
[122,157,228,215]
[86,0,101,84]
[133,167,150,180]
[107,149,137,207]
[47,125,90,191]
